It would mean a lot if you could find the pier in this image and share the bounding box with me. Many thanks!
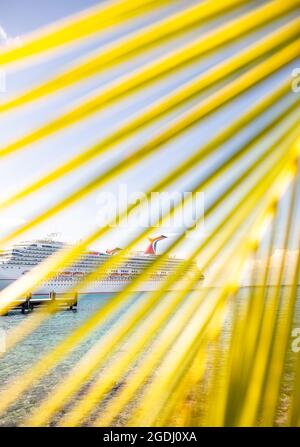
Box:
[4,292,78,315]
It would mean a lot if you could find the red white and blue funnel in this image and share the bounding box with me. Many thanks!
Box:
[144,235,167,255]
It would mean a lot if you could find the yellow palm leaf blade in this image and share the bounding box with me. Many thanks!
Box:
[0,0,245,114]
[0,38,298,313]
[210,201,280,426]
[254,174,299,426]
[1,92,298,317]
[2,80,295,359]
[128,178,296,427]
[50,170,284,427]
[0,0,167,68]
[0,115,297,421]
[289,275,300,426]
[1,16,299,214]
[15,125,300,426]
[264,186,300,425]
[0,0,299,428]
[0,0,298,159]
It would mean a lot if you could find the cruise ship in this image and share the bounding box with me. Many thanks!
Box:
[0,236,204,295]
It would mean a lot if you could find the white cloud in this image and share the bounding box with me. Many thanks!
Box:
[0,218,27,228]
[0,26,8,42]
[0,26,22,47]
[203,250,300,287]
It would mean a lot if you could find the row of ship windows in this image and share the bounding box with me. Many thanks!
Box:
[45,283,162,287]
[1,257,187,265]
[2,254,179,261]
[45,275,166,283]
[3,251,183,264]
[4,247,182,260]
[3,256,183,264]
[2,253,181,264]
[45,275,169,282]
[0,266,194,275]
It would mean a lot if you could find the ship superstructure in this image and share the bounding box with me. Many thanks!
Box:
[0,236,204,295]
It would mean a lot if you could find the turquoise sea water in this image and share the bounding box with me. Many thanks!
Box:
[0,288,299,426]
[0,292,142,426]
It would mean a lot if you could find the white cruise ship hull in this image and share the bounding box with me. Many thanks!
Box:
[0,266,203,296]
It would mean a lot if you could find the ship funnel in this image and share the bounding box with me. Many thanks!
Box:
[144,235,167,255]
[106,247,122,255]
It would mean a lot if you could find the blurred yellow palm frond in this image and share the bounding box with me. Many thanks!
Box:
[0,0,299,427]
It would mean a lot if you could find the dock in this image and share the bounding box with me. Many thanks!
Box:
[4,291,78,315]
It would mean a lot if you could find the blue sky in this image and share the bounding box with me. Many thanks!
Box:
[0,0,299,255]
